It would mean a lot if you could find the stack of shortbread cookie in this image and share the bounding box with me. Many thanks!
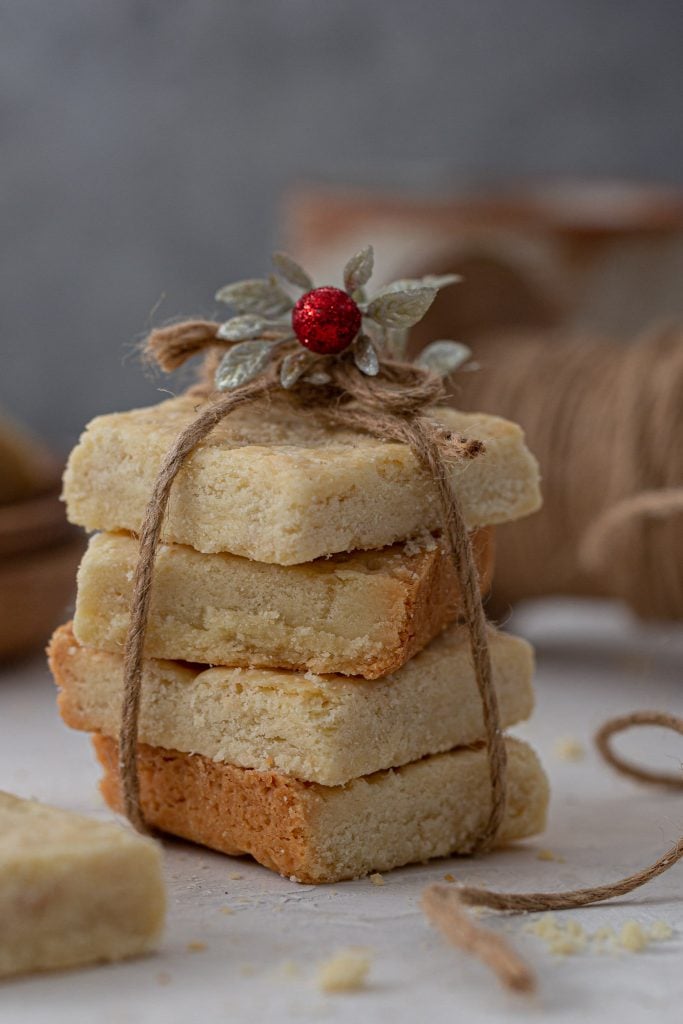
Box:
[50,392,549,883]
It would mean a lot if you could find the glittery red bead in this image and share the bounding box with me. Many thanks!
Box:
[291,287,361,355]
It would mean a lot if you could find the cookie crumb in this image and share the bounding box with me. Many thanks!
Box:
[369,873,385,886]
[276,959,300,979]
[219,906,234,915]
[554,736,585,761]
[443,873,456,883]
[536,848,566,863]
[524,913,586,956]
[618,921,649,952]
[649,920,674,941]
[187,941,207,953]
[403,531,437,556]
[524,914,672,958]
[318,948,372,993]
[592,925,616,945]
[228,872,243,880]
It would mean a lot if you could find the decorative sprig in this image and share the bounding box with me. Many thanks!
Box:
[212,246,470,392]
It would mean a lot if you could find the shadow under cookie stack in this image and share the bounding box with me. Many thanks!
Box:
[50,391,549,883]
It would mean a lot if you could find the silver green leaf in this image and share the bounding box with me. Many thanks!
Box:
[415,340,472,376]
[422,273,461,290]
[272,251,313,291]
[215,340,275,391]
[383,327,410,359]
[215,275,293,317]
[216,314,268,342]
[305,369,332,386]
[280,350,313,389]
[365,287,437,328]
[343,245,374,293]
[378,273,461,295]
[353,334,380,376]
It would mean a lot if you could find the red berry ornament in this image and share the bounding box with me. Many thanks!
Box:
[292,287,361,355]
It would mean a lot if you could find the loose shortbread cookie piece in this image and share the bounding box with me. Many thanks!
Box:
[62,394,541,564]
[51,621,534,786]
[93,735,548,884]
[73,528,493,678]
[0,792,165,978]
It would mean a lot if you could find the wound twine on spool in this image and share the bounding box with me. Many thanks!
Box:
[122,317,682,995]
[452,322,683,620]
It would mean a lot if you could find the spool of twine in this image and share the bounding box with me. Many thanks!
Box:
[448,322,683,620]
[120,319,682,997]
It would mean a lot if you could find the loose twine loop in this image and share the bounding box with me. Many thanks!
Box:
[595,711,683,789]
[122,318,683,995]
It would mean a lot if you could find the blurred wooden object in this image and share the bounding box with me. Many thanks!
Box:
[0,410,58,505]
[0,415,82,661]
[284,180,683,343]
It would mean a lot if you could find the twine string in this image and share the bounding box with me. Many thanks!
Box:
[595,711,683,789]
[421,887,536,994]
[422,712,683,994]
[407,415,506,850]
[120,373,280,831]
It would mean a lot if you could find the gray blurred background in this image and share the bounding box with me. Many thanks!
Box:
[2,0,682,451]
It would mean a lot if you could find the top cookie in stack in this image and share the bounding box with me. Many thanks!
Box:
[62,393,539,565]
[52,389,548,883]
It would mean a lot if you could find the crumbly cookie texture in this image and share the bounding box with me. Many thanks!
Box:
[62,394,541,564]
[93,736,548,884]
[0,791,165,978]
[72,528,493,678]
[51,621,534,787]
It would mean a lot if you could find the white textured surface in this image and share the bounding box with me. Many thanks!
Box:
[1,598,682,1023]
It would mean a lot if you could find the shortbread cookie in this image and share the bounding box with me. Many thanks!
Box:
[93,736,548,883]
[52,621,534,786]
[73,528,493,677]
[0,791,165,978]
[62,393,541,564]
